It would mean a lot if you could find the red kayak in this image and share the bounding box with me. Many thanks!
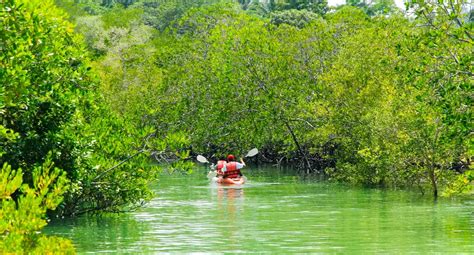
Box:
[217,177,246,185]
[208,171,247,185]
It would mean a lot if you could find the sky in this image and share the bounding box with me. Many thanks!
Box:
[327,0,406,9]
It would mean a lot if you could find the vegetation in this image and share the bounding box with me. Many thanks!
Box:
[0,160,74,253]
[1,0,472,251]
[58,0,472,197]
[0,0,190,251]
[345,0,398,16]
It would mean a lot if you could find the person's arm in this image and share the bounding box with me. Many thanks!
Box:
[235,158,246,169]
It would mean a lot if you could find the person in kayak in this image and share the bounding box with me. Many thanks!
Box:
[214,159,227,176]
[217,154,246,185]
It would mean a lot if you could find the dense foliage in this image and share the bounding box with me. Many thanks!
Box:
[55,0,472,198]
[0,160,74,253]
[1,0,81,250]
[1,0,190,251]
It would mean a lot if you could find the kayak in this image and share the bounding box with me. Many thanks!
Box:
[208,171,247,185]
[218,176,246,185]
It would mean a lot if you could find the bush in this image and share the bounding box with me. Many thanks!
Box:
[0,161,74,253]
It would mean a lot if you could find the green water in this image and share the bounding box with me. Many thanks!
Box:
[46,166,474,253]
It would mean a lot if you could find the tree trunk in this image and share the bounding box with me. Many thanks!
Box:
[284,120,312,174]
[429,119,442,198]
[429,166,438,198]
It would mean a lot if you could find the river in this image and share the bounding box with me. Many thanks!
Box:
[45,165,474,253]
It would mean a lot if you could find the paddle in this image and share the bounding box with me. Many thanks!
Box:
[197,148,259,180]
[196,155,215,179]
[196,148,259,164]
[245,148,259,158]
[196,155,209,164]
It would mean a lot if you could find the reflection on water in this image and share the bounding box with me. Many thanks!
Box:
[45,213,152,253]
[215,185,245,220]
[45,166,474,253]
[214,186,245,251]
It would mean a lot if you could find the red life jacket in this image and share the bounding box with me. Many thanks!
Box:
[216,160,226,175]
[223,162,242,179]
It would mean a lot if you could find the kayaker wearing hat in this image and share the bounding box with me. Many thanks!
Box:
[216,154,246,185]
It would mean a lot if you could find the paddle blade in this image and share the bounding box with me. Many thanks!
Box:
[245,148,259,157]
[196,155,209,163]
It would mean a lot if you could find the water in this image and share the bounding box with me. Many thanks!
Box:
[46,166,474,253]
